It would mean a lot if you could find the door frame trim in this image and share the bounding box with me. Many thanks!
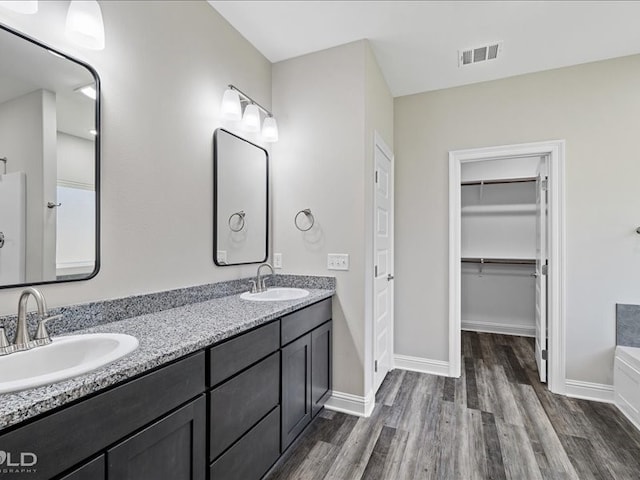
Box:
[369,131,395,395]
[448,140,566,395]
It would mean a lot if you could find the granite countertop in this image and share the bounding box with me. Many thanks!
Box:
[0,287,334,431]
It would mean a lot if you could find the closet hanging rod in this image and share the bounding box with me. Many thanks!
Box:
[461,257,536,265]
[461,176,538,186]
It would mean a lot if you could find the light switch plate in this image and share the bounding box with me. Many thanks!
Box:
[273,253,282,269]
[327,253,349,271]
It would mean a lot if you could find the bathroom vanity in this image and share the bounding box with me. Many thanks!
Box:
[0,292,333,480]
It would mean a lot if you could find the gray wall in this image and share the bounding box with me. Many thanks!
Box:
[0,1,271,313]
[272,40,393,397]
[394,54,640,386]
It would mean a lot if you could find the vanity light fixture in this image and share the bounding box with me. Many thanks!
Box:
[0,1,105,50]
[220,88,242,121]
[220,84,279,142]
[261,115,278,143]
[65,0,105,51]
[242,103,261,133]
[0,1,38,14]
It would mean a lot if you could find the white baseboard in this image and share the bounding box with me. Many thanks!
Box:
[325,390,375,418]
[462,320,535,337]
[564,379,614,403]
[394,354,450,377]
[615,392,640,432]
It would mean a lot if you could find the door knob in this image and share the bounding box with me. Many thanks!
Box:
[387,274,394,281]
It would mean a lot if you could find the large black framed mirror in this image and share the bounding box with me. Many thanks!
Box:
[0,24,100,289]
[213,128,268,266]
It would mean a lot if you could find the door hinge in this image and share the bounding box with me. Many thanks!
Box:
[541,178,548,191]
[541,349,548,361]
[541,264,548,276]
[374,360,378,373]
[375,171,379,183]
[375,265,378,277]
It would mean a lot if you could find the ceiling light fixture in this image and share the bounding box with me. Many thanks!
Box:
[0,1,38,14]
[75,84,97,100]
[220,84,278,142]
[65,0,105,50]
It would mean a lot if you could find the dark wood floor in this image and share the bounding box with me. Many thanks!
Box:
[266,331,640,480]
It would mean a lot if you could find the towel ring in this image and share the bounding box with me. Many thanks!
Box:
[294,208,315,232]
[228,211,246,232]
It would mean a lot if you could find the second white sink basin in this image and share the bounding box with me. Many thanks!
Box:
[0,333,139,394]
[240,287,310,302]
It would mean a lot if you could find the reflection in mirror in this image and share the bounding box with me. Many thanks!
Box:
[0,25,99,288]
[213,128,268,266]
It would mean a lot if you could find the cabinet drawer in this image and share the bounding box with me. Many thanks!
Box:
[210,352,280,460]
[210,406,280,480]
[0,352,205,480]
[209,320,280,386]
[281,298,332,345]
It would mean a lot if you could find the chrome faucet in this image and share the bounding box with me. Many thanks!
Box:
[251,263,275,293]
[0,287,59,355]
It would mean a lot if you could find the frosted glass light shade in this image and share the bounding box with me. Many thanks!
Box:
[220,88,241,121]
[65,0,105,50]
[261,116,278,142]
[242,103,261,133]
[0,1,38,13]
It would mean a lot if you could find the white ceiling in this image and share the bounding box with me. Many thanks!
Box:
[209,1,640,97]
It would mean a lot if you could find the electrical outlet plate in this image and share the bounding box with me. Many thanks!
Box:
[273,253,282,269]
[327,253,349,271]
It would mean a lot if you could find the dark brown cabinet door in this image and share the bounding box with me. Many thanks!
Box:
[107,395,206,480]
[311,321,332,417]
[281,333,312,451]
[59,455,105,480]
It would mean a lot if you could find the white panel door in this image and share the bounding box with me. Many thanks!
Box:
[374,143,394,392]
[535,158,548,383]
[0,172,26,285]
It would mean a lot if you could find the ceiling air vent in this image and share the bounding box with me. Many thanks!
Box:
[459,42,502,67]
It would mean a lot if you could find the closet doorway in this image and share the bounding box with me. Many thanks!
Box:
[449,141,566,394]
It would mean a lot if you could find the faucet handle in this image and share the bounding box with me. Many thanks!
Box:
[34,314,61,346]
[249,280,258,294]
[0,327,13,355]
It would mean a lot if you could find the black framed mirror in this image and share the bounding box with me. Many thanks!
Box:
[0,24,100,288]
[213,128,268,266]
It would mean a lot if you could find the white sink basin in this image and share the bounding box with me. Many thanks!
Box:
[240,287,310,302]
[0,333,139,394]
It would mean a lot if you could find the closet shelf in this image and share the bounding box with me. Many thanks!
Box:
[461,204,536,214]
[461,176,538,186]
[461,257,536,265]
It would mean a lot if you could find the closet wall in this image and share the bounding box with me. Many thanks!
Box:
[461,157,542,336]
